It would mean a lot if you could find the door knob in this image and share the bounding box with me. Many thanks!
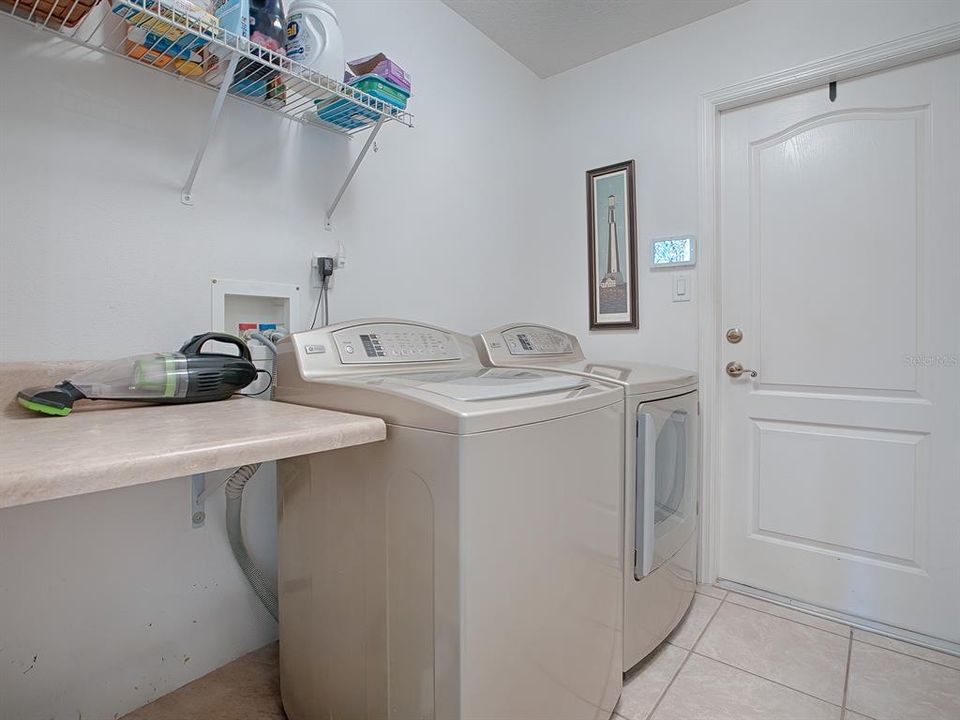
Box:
[726,361,758,378]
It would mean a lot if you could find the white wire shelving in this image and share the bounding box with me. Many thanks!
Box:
[0,0,413,219]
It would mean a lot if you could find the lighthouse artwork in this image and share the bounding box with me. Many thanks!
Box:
[586,160,638,328]
[599,194,625,308]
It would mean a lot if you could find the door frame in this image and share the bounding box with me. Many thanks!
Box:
[696,22,960,583]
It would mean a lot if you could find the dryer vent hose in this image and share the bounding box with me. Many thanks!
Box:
[224,463,278,621]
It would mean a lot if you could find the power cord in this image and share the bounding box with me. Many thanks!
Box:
[239,368,273,396]
[311,256,335,329]
[311,276,328,329]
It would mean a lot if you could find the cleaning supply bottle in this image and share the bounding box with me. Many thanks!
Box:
[285,0,344,101]
[234,0,287,101]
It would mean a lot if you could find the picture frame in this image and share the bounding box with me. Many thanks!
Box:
[586,160,638,329]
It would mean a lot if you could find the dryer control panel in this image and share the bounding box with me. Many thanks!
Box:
[332,323,462,364]
[501,326,576,356]
[475,324,587,367]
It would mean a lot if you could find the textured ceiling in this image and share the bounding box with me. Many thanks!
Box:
[441,0,748,78]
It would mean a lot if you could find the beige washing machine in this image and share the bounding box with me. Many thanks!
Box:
[274,319,625,720]
[475,323,699,672]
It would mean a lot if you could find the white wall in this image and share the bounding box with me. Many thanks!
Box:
[0,2,540,718]
[532,0,960,371]
[3,0,960,717]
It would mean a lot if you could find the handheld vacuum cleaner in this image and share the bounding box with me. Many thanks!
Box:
[17,333,260,416]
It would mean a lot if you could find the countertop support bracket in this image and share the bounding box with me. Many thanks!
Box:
[192,470,236,527]
[191,473,207,527]
[325,116,385,230]
[181,52,241,206]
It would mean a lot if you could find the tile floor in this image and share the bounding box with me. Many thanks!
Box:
[615,585,960,720]
[122,586,960,720]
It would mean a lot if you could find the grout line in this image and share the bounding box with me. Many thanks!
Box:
[840,629,854,719]
[647,596,726,719]
[687,595,847,712]
[851,635,960,672]
[695,586,728,602]
[689,591,726,654]
[686,649,844,710]
[645,646,694,720]
[665,592,726,654]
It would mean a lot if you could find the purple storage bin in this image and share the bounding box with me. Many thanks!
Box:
[348,53,412,94]
[370,60,410,92]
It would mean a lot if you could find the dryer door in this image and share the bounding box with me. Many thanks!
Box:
[635,390,699,579]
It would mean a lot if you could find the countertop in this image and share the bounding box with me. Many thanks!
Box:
[0,362,386,510]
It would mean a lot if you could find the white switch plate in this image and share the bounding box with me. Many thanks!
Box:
[673,272,692,302]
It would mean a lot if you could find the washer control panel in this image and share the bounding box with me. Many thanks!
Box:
[332,323,462,364]
[500,326,575,356]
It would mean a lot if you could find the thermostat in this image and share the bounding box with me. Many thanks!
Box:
[651,235,696,268]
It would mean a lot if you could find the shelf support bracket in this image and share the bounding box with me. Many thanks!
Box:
[325,116,385,230]
[181,52,240,205]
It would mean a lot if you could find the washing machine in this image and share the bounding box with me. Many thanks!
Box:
[474,323,699,672]
[274,319,625,720]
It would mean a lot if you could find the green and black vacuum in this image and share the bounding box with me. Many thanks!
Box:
[17,333,260,416]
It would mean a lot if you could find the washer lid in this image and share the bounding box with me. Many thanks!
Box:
[370,368,588,401]
[476,357,696,395]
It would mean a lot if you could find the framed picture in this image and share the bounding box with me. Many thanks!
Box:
[586,160,638,329]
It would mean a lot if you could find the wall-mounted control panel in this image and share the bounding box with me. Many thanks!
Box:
[650,235,696,268]
[332,323,462,364]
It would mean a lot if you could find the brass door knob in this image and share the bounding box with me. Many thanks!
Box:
[726,361,758,378]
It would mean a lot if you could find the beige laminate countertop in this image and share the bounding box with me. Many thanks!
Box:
[0,362,386,510]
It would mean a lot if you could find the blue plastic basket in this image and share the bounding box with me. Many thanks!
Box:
[314,97,382,130]
[313,74,409,130]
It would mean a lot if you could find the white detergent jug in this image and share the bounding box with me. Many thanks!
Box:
[285,0,344,101]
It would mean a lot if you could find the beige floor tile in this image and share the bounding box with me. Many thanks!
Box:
[852,629,960,671]
[651,653,840,720]
[843,712,876,720]
[665,593,721,650]
[121,643,286,720]
[695,601,848,704]
[725,592,849,637]
[846,641,960,720]
[615,643,688,720]
[696,583,727,600]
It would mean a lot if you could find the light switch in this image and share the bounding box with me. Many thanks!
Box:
[673,272,691,303]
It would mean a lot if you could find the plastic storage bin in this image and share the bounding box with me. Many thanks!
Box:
[313,98,380,130]
[313,74,409,130]
[349,73,409,109]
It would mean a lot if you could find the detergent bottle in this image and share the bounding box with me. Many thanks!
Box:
[285,0,344,101]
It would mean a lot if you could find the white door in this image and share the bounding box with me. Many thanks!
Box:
[717,53,960,643]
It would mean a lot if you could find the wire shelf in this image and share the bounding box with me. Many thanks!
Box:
[0,0,415,136]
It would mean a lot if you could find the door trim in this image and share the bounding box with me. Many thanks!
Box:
[696,21,960,583]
